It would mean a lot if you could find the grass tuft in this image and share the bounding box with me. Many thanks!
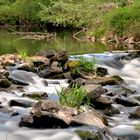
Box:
[58,84,90,108]
[17,48,28,59]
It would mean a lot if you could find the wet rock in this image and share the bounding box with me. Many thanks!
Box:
[63,72,72,79]
[0,54,21,66]
[19,112,70,128]
[92,96,112,109]
[19,100,106,128]
[16,62,33,71]
[40,66,63,78]
[75,130,103,140]
[0,68,9,78]
[127,50,140,59]
[71,78,86,86]
[0,77,11,88]
[56,50,68,65]
[85,77,119,86]
[129,106,140,119]
[9,70,37,85]
[72,111,107,127]
[96,67,108,77]
[104,85,135,97]
[111,75,124,84]
[37,50,56,59]
[23,92,48,100]
[114,96,140,107]
[133,95,140,101]
[51,61,59,67]
[31,56,50,67]
[9,99,35,108]
[103,106,120,116]
[83,84,106,100]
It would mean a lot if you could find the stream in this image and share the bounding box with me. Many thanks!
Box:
[0,29,140,140]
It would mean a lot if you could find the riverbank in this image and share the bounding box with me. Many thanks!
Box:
[1,0,140,45]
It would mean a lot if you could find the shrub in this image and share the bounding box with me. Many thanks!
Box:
[58,84,90,108]
[100,0,140,36]
[73,56,96,73]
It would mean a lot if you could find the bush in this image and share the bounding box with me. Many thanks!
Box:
[100,0,140,36]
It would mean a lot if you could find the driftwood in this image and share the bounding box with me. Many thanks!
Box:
[73,28,95,43]
[12,31,56,41]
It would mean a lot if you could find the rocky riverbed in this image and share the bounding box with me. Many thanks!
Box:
[0,50,140,140]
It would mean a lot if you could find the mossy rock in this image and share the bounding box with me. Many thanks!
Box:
[135,124,140,131]
[0,78,11,88]
[102,115,108,126]
[130,107,140,119]
[23,93,48,100]
[67,60,80,69]
[75,130,103,140]
[112,75,124,84]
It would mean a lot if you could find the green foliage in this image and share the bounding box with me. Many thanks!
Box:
[1,0,140,40]
[77,56,95,73]
[99,0,140,36]
[17,48,28,59]
[58,84,90,108]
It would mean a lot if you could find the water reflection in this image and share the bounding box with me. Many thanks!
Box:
[0,29,94,56]
[0,28,131,56]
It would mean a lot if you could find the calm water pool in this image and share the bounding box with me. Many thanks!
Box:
[0,28,126,56]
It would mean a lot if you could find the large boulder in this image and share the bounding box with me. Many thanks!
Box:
[19,100,106,128]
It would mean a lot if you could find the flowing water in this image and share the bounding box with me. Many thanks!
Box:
[0,28,140,140]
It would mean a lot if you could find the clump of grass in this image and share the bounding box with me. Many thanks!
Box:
[58,84,90,108]
[77,56,96,73]
[17,48,28,59]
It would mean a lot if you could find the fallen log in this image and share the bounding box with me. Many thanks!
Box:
[12,31,56,41]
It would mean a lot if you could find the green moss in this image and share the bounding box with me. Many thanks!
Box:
[75,130,102,140]
[135,124,140,131]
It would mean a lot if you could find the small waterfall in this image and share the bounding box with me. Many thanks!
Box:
[25,76,69,101]
[9,70,69,101]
